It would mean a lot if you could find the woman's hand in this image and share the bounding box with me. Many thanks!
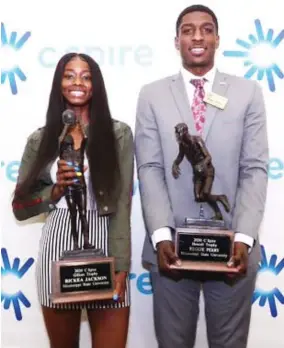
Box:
[113,271,128,303]
[51,160,85,201]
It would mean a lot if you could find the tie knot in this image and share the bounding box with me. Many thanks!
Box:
[190,78,205,88]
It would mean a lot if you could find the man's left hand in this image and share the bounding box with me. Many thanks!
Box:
[113,271,127,302]
[227,242,249,276]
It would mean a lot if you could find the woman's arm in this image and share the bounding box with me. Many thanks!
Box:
[108,124,134,272]
[12,129,56,221]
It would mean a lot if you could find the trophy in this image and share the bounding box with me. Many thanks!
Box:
[170,123,238,273]
[50,110,115,304]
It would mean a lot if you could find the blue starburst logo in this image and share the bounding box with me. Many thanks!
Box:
[1,23,31,95]
[1,248,34,320]
[252,245,284,317]
[223,19,284,92]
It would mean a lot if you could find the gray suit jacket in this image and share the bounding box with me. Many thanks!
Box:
[135,70,269,266]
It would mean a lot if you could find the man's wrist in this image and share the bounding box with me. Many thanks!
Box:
[152,227,173,250]
[157,240,168,248]
[235,241,249,252]
[234,233,254,253]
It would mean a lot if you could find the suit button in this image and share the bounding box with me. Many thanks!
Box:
[103,206,108,212]
[99,191,104,196]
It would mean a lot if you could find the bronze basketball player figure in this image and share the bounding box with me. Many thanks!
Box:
[59,133,92,250]
[58,110,92,251]
[172,123,230,220]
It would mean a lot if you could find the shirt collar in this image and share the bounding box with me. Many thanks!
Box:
[180,65,217,84]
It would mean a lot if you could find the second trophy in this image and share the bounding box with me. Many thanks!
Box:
[170,123,239,273]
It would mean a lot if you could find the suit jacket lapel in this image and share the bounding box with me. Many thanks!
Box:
[202,70,230,141]
[170,73,198,135]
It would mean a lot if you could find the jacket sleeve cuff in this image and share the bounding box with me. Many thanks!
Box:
[12,184,56,221]
[114,256,131,273]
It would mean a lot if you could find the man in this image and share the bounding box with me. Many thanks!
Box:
[135,4,268,348]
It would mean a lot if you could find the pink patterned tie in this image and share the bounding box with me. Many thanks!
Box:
[191,79,206,134]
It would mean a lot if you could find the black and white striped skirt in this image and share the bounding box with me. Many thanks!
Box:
[36,208,130,310]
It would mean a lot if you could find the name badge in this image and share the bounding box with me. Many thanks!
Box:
[204,92,228,110]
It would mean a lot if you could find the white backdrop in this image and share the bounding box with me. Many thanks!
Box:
[1,1,284,347]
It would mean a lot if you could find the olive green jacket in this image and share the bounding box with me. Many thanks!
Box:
[12,120,134,272]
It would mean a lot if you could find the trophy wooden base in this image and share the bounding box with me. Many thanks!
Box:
[50,249,115,304]
[170,261,239,273]
[170,218,239,274]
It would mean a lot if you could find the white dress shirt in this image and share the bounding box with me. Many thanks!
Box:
[151,66,254,250]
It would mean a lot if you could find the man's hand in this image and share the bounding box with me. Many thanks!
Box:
[156,241,182,277]
[172,162,181,179]
[227,242,249,276]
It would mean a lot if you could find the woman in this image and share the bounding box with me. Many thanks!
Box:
[12,53,134,348]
